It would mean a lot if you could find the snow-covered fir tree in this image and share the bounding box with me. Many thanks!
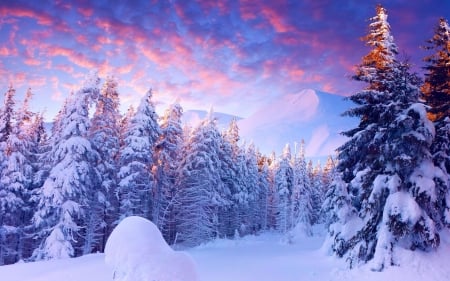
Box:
[422,17,450,227]
[175,110,224,246]
[291,140,314,235]
[266,151,278,229]
[331,5,443,270]
[32,74,101,260]
[232,141,251,236]
[87,76,122,251]
[310,161,324,224]
[217,119,239,238]
[0,87,35,264]
[256,152,270,231]
[153,101,184,244]
[244,143,260,234]
[117,89,160,221]
[274,144,294,233]
[0,89,36,264]
[0,86,15,144]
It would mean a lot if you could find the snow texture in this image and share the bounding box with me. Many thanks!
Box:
[2,229,450,281]
[104,216,198,281]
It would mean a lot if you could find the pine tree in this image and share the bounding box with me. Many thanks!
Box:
[175,111,223,246]
[274,144,294,233]
[87,76,121,252]
[0,88,35,264]
[422,18,450,227]
[322,171,355,254]
[266,151,278,229]
[244,143,260,234]
[117,90,160,221]
[220,119,246,237]
[256,152,270,231]
[32,75,101,260]
[422,18,450,123]
[216,119,239,237]
[332,5,441,270]
[0,86,15,143]
[153,102,184,244]
[310,161,326,224]
[291,140,313,235]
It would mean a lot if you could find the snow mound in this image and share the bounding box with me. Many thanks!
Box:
[283,222,312,244]
[104,216,198,281]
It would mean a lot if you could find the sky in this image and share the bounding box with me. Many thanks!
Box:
[0,0,449,121]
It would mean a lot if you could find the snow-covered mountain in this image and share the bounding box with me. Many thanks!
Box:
[182,109,242,129]
[238,89,357,158]
[181,89,356,158]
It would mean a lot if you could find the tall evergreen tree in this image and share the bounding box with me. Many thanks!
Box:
[291,140,313,235]
[309,161,324,224]
[117,90,161,221]
[256,152,270,231]
[422,18,450,227]
[244,143,260,234]
[422,18,450,124]
[266,151,278,229]
[274,144,294,233]
[32,75,101,260]
[216,119,240,237]
[87,76,121,252]
[0,86,15,143]
[0,88,35,264]
[153,102,184,244]
[331,5,441,270]
[0,86,16,265]
[175,111,223,246]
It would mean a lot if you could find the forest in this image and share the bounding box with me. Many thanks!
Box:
[0,5,449,272]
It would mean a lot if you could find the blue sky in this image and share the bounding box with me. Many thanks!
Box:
[0,0,449,120]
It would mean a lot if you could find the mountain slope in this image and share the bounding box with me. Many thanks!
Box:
[238,89,357,157]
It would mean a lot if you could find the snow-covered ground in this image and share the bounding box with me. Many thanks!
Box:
[1,228,450,281]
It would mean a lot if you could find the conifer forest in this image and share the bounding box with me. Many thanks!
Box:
[0,4,449,275]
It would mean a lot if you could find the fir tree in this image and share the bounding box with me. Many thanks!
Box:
[274,144,294,233]
[87,76,121,252]
[422,18,450,227]
[256,152,270,231]
[32,75,101,260]
[0,88,35,264]
[291,140,313,235]
[153,102,184,244]
[0,86,15,143]
[422,18,450,123]
[175,111,223,246]
[117,90,160,221]
[332,5,441,270]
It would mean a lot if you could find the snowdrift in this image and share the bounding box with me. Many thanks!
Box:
[104,216,198,281]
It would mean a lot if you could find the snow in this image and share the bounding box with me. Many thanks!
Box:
[2,227,450,281]
[104,216,198,281]
[370,174,401,203]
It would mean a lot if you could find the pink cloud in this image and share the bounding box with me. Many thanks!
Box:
[196,1,230,15]
[53,64,74,74]
[77,7,93,17]
[117,64,133,75]
[45,46,98,69]
[0,6,53,26]
[288,68,306,81]
[24,58,41,66]
[27,76,47,88]
[261,6,293,33]
[76,34,89,45]
[0,46,18,56]
[239,0,257,20]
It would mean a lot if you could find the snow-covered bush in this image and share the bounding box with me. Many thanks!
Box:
[104,216,198,281]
